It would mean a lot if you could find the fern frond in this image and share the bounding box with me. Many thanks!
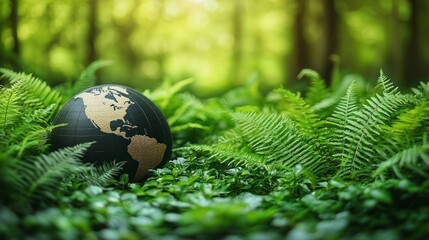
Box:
[326,82,359,159]
[383,101,429,141]
[233,111,325,174]
[298,69,330,106]
[0,105,55,156]
[0,69,62,119]
[374,69,398,95]
[0,88,21,130]
[412,81,429,100]
[271,88,331,166]
[12,142,93,200]
[76,60,110,90]
[78,160,125,187]
[144,78,194,110]
[187,144,268,170]
[188,111,327,174]
[335,93,416,178]
[273,88,325,137]
[373,141,429,178]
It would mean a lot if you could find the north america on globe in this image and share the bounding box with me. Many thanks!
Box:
[76,86,167,182]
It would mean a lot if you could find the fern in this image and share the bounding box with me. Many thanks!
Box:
[0,103,55,157]
[382,102,429,142]
[272,88,325,139]
[187,70,425,181]
[189,111,326,175]
[237,112,325,173]
[0,69,63,120]
[373,138,429,179]
[270,88,332,168]
[144,78,194,110]
[325,82,359,168]
[412,81,429,100]
[298,69,330,106]
[330,76,416,178]
[76,160,126,187]
[189,144,268,170]
[15,105,57,156]
[11,142,93,201]
[374,69,398,95]
[0,87,21,130]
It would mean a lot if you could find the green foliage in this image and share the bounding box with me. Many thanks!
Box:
[144,78,233,147]
[1,65,429,239]
[0,68,63,119]
[188,111,325,177]
[373,139,429,179]
[189,70,426,182]
[11,143,93,202]
[331,82,415,178]
[0,69,61,156]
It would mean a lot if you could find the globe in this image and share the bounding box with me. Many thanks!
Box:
[49,84,172,182]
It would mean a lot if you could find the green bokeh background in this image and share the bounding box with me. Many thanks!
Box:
[1,0,428,96]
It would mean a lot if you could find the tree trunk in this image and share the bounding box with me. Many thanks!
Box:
[404,0,420,87]
[321,0,338,85]
[386,0,403,85]
[87,0,98,66]
[10,0,20,59]
[289,0,308,85]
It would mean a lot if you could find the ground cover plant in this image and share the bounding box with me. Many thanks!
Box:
[1,64,429,240]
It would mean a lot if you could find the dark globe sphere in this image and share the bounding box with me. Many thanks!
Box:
[49,84,172,182]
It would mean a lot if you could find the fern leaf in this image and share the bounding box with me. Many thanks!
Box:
[79,160,125,186]
[326,81,358,157]
[233,111,325,174]
[412,81,429,100]
[298,69,330,106]
[373,142,429,178]
[0,69,62,119]
[76,60,110,90]
[187,144,268,170]
[12,142,93,200]
[1,69,62,108]
[0,105,55,157]
[383,102,429,141]
[144,78,194,110]
[335,93,415,178]
[0,88,21,130]
[274,88,325,137]
[374,69,398,95]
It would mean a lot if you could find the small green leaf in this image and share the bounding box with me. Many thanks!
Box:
[369,189,392,204]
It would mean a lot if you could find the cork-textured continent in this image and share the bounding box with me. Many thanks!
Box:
[127,135,167,182]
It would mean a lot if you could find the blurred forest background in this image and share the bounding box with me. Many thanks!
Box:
[1,0,428,96]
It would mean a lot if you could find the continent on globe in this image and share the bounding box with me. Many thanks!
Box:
[49,84,172,182]
[76,86,135,138]
[127,135,167,181]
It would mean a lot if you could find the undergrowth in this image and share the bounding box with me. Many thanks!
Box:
[1,64,429,239]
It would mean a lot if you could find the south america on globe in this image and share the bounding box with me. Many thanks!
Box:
[49,84,172,182]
